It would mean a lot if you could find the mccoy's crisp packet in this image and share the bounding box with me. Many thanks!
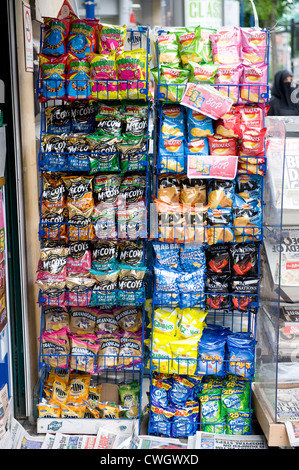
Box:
[181,83,233,120]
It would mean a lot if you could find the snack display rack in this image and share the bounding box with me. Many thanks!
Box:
[147,25,271,438]
[35,18,152,433]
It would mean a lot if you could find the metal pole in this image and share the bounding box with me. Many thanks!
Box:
[85,0,95,19]
[291,18,295,75]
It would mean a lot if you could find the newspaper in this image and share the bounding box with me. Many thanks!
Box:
[276,388,299,422]
[285,421,299,446]
[9,418,44,449]
[188,432,268,449]
[0,384,9,439]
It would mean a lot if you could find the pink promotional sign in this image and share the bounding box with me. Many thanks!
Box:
[180,83,233,120]
[187,155,238,180]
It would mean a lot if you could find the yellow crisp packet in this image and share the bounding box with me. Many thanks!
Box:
[97,403,121,419]
[145,332,173,374]
[49,374,69,406]
[177,309,207,339]
[169,334,202,375]
[37,402,61,418]
[151,307,179,337]
[61,403,86,418]
[67,373,91,404]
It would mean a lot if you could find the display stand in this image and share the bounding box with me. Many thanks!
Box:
[35,19,151,434]
[147,25,270,438]
[254,116,299,446]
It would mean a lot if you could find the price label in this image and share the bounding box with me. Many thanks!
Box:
[187,155,238,180]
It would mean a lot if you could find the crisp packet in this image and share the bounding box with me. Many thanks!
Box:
[176,26,202,65]
[152,66,190,102]
[210,27,241,65]
[38,53,67,102]
[153,242,181,270]
[186,108,214,139]
[177,268,206,310]
[98,23,126,55]
[214,64,243,104]
[208,135,237,156]
[158,33,180,66]
[239,127,267,156]
[177,308,207,339]
[227,332,256,380]
[42,17,70,56]
[67,17,98,59]
[187,61,218,84]
[152,307,179,337]
[88,53,118,100]
[240,64,268,103]
[169,334,202,375]
[172,401,199,437]
[66,54,92,100]
[232,194,262,239]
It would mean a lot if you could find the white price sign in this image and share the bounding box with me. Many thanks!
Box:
[23,1,33,72]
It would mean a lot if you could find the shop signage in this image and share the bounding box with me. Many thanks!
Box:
[184,0,223,28]
[23,1,33,72]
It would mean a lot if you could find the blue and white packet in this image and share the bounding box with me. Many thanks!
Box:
[186,108,214,141]
[153,267,180,307]
[197,327,227,377]
[153,242,180,271]
[226,332,256,380]
[177,268,205,309]
[179,243,206,271]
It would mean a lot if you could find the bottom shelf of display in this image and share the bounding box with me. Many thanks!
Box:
[36,417,136,435]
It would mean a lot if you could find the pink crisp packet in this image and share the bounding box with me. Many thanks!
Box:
[210,28,241,65]
[241,28,267,51]
[240,64,268,103]
[210,27,241,48]
[214,64,243,104]
[181,83,233,120]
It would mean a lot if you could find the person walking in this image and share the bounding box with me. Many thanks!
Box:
[268,69,299,116]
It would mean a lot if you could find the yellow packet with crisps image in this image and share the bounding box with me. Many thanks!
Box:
[177,308,208,339]
[169,334,203,375]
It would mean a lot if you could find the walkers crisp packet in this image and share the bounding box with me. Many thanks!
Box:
[181,83,233,120]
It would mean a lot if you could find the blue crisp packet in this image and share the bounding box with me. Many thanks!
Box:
[169,375,197,407]
[177,268,206,309]
[172,401,199,437]
[153,242,181,270]
[179,244,206,271]
[226,332,256,380]
[197,328,227,377]
[153,267,180,307]
[236,174,262,201]
[186,107,214,141]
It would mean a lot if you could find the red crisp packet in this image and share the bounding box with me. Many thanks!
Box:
[239,127,267,156]
[208,135,237,156]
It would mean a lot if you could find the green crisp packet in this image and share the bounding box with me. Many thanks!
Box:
[152,65,190,102]
[119,381,141,419]
[226,408,252,435]
[176,26,202,66]
[186,61,218,84]
[87,135,120,173]
[117,136,148,172]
